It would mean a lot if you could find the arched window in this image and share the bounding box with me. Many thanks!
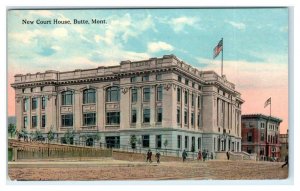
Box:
[62,91,73,105]
[106,87,120,102]
[83,89,96,104]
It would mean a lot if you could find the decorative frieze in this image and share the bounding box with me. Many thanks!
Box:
[61,106,73,113]
[105,103,120,110]
[82,105,96,112]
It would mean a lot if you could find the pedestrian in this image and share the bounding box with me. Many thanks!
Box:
[210,152,214,160]
[146,149,151,162]
[197,150,202,161]
[155,151,161,163]
[202,150,206,161]
[182,149,188,162]
[281,154,288,168]
[149,150,153,163]
[226,151,230,160]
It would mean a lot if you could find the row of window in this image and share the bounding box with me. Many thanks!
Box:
[131,108,163,124]
[177,135,202,150]
[177,88,201,107]
[177,109,201,127]
[130,74,162,83]
[23,115,46,128]
[177,76,202,91]
[23,97,46,112]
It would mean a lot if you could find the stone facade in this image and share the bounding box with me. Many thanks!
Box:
[241,114,282,161]
[11,55,244,154]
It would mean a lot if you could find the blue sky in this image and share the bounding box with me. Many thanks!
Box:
[7,8,289,132]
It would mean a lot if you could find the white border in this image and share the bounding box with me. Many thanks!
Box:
[1,1,299,191]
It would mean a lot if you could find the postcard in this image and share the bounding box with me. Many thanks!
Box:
[7,8,289,182]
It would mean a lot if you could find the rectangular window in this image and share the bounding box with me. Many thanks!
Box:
[62,91,73,105]
[131,88,137,102]
[143,87,150,102]
[184,91,188,105]
[42,96,46,110]
[61,114,73,127]
[131,76,137,83]
[177,135,182,149]
[198,85,201,91]
[106,112,120,125]
[41,115,46,128]
[261,132,265,141]
[185,79,189,85]
[184,110,188,125]
[83,113,96,126]
[131,109,137,123]
[142,135,150,148]
[143,108,150,123]
[198,137,201,150]
[32,98,38,110]
[32,116,37,128]
[177,109,181,124]
[198,95,201,108]
[261,123,265,129]
[156,135,162,148]
[157,108,163,123]
[197,113,201,127]
[177,88,181,102]
[23,98,29,112]
[156,86,163,101]
[142,75,149,82]
[191,113,194,126]
[178,76,182,82]
[192,82,195,88]
[24,116,28,128]
[191,94,194,106]
[185,136,188,149]
[247,132,253,142]
[156,74,162,80]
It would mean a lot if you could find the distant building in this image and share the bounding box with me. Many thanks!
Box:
[279,130,288,162]
[11,55,244,153]
[241,114,282,161]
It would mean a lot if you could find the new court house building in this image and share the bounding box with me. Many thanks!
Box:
[11,55,244,154]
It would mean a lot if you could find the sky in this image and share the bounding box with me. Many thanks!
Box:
[7,8,289,133]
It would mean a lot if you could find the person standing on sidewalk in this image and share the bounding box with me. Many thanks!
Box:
[182,149,188,162]
[155,151,161,164]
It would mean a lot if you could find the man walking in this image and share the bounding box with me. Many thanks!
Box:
[182,149,188,162]
[281,154,288,168]
[155,151,161,163]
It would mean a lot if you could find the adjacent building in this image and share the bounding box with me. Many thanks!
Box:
[241,114,282,160]
[11,55,244,154]
[279,130,288,162]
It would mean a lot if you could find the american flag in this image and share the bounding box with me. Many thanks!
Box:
[213,39,223,59]
[264,97,271,108]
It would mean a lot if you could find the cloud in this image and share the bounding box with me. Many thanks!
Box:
[225,20,246,30]
[147,41,174,53]
[28,10,54,17]
[170,16,198,32]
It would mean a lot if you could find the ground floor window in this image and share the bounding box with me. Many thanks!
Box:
[177,135,181,149]
[156,135,162,148]
[142,135,150,148]
[41,115,46,128]
[105,136,120,148]
[61,114,73,127]
[86,137,94,147]
[83,113,96,126]
[198,137,202,150]
[185,136,188,149]
[106,112,120,125]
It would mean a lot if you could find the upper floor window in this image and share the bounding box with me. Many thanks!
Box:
[41,96,46,110]
[192,82,195,88]
[131,76,137,83]
[157,108,163,123]
[156,74,162,80]
[131,88,137,102]
[106,87,120,102]
[178,76,182,82]
[83,113,96,126]
[40,86,44,92]
[198,95,201,108]
[156,85,163,101]
[23,116,28,128]
[83,89,96,104]
[191,94,195,106]
[143,87,150,102]
[32,116,37,128]
[32,98,38,110]
[62,91,73,105]
[131,109,137,123]
[177,88,181,102]
[23,98,29,112]
[106,112,120,125]
[61,114,73,127]
[41,115,46,128]
[185,79,189,85]
[142,75,149,82]
[143,108,150,123]
[184,91,189,105]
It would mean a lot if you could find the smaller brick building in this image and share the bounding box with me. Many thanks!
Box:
[241,114,282,161]
[279,130,288,162]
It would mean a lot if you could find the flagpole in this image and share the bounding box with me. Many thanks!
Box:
[221,37,223,77]
[270,98,272,117]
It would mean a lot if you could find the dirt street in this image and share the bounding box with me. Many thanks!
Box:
[8,160,288,181]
